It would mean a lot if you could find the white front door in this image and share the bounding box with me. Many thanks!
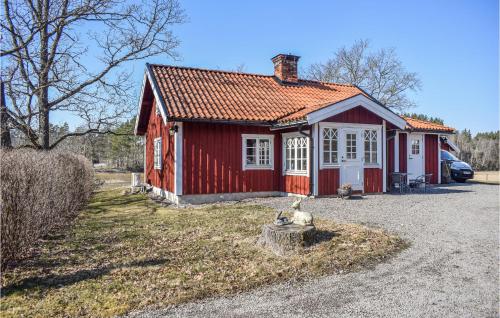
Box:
[340,130,363,190]
[408,134,424,179]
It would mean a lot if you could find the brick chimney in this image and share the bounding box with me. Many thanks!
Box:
[271,54,300,84]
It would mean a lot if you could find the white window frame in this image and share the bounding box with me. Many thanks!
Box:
[282,131,310,176]
[321,127,339,167]
[153,137,162,170]
[241,134,274,170]
[363,129,379,165]
[319,123,382,168]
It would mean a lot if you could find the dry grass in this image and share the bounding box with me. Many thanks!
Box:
[0,187,407,317]
[472,171,500,184]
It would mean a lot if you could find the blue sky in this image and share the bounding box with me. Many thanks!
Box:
[54,0,499,134]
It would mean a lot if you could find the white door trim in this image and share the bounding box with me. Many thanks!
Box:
[407,133,425,182]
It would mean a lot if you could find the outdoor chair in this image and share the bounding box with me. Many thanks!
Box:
[412,174,433,192]
[391,172,409,194]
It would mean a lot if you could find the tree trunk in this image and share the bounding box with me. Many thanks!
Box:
[38,0,50,150]
[258,223,316,256]
[1,81,12,148]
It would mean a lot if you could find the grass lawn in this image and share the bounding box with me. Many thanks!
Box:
[1,186,407,317]
[472,171,500,185]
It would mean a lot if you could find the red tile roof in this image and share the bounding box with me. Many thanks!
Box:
[140,64,455,133]
[404,116,455,133]
[149,64,363,123]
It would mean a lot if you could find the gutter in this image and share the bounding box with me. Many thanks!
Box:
[298,124,314,197]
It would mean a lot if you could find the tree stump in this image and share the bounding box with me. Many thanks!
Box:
[258,223,316,256]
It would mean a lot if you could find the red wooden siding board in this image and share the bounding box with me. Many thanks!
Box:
[283,175,309,195]
[182,122,281,195]
[387,137,394,188]
[145,99,175,192]
[364,168,383,193]
[323,106,384,124]
[399,134,407,173]
[318,169,340,195]
[441,143,451,151]
[425,134,439,184]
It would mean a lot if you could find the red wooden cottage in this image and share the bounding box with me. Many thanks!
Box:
[135,54,456,204]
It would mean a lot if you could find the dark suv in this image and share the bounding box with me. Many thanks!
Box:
[441,150,474,182]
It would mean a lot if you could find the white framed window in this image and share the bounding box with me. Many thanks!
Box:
[364,129,378,164]
[283,133,309,175]
[345,133,357,159]
[411,139,420,155]
[153,137,162,169]
[242,134,274,170]
[322,128,339,165]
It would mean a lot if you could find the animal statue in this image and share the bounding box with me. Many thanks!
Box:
[291,198,314,226]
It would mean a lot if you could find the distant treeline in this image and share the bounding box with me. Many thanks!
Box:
[12,119,143,171]
[452,129,499,171]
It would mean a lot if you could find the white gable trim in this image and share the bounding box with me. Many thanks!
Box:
[306,94,407,129]
[134,66,168,135]
[441,135,460,153]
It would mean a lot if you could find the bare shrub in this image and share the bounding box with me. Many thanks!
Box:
[1,149,94,270]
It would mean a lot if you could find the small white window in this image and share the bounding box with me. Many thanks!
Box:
[322,128,338,165]
[345,133,357,159]
[411,139,420,155]
[364,130,378,164]
[154,137,162,169]
[242,135,274,170]
[284,135,309,175]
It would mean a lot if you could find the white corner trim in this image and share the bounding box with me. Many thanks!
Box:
[174,122,183,195]
[312,123,319,195]
[143,135,147,183]
[437,135,441,184]
[382,120,387,193]
[394,131,400,172]
[306,94,407,129]
[241,134,275,171]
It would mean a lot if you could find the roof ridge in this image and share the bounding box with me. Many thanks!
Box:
[403,116,451,127]
[149,63,274,78]
[149,63,357,87]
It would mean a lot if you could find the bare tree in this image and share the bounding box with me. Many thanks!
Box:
[1,0,186,149]
[306,39,422,111]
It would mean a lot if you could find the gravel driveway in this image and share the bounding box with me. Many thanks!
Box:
[130,183,499,318]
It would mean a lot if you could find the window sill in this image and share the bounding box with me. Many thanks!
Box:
[364,164,382,169]
[243,165,274,171]
[320,164,340,169]
[284,171,309,176]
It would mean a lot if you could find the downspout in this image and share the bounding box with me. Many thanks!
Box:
[298,124,314,196]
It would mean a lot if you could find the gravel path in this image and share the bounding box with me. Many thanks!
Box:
[129,183,499,318]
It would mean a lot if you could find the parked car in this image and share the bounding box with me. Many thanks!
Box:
[441,150,474,182]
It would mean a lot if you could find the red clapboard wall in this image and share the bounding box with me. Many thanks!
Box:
[145,99,175,192]
[399,133,407,173]
[364,168,383,193]
[387,137,395,188]
[323,106,384,124]
[318,169,340,195]
[425,134,439,184]
[182,122,282,195]
[441,142,451,151]
[283,175,309,195]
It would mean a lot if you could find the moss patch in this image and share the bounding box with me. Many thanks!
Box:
[1,188,407,317]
